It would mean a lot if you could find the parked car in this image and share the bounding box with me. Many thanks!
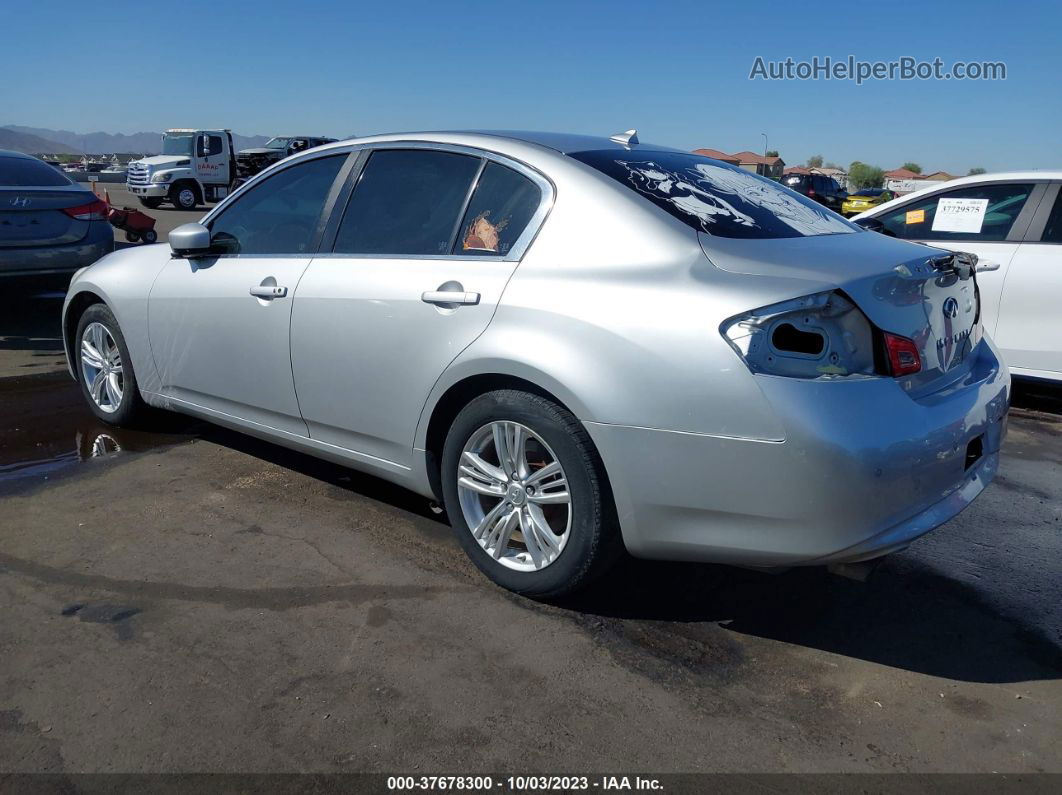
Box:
[236,136,338,179]
[0,150,112,280]
[781,172,848,212]
[62,132,1008,597]
[841,187,893,217]
[854,171,1061,383]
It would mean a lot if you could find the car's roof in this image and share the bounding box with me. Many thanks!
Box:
[0,149,37,160]
[857,170,1062,219]
[322,130,687,156]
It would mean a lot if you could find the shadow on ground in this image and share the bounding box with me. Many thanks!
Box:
[190,413,1062,687]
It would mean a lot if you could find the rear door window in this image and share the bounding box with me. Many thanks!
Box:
[1039,190,1062,242]
[0,155,74,187]
[334,149,481,256]
[452,161,541,256]
[880,183,1034,241]
[570,150,856,239]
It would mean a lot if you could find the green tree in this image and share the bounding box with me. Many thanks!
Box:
[967,167,987,175]
[901,161,922,174]
[765,150,779,158]
[848,161,885,189]
[806,154,824,168]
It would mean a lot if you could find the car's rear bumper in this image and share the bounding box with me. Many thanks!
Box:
[0,227,112,277]
[586,338,1009,566]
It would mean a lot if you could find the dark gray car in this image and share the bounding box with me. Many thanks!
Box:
[0,150,113,279]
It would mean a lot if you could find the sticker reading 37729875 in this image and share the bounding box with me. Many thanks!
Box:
[931,197,989,234]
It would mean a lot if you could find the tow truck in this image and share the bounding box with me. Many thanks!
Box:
[126,129,237,210]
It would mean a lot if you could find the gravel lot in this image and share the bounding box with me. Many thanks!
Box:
[0,254,1059,774]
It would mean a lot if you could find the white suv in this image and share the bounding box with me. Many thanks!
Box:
[856,172,1062,383]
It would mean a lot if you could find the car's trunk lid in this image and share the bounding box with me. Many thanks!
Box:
[0,189,94,247]
[699,230,982,393]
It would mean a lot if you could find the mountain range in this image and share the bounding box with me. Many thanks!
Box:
[1,125,273,155]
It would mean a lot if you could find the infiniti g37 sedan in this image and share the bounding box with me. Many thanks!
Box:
[62,131,1010,597]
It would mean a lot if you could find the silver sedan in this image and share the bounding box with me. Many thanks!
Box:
[62,131,1009,597]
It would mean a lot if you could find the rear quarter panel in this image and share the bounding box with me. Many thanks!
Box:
[414,160,829,447]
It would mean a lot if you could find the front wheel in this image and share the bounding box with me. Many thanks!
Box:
[75,304,149,427]
[169,183,199,211]
[140,229,158,244]
[441,390,620,598]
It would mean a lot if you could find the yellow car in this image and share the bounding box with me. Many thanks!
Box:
[842,187,894,217]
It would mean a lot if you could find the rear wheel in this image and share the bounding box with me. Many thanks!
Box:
[169,183,199,211]
[138,197,163,210]
[141,229,158,244]
[75,304,149,427]
[441,390,620,598]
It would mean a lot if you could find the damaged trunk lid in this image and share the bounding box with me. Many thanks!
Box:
[700,230,983,394]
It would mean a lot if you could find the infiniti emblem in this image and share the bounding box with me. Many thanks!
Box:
[942,297,960,319]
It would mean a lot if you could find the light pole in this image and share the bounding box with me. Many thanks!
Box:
[761,132,768,177]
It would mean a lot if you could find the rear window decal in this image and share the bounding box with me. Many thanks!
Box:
[462,211,506,252]
[619,160,852,237]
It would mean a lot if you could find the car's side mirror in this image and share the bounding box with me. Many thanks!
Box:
[854,216,884,232]
[169,223,212,257]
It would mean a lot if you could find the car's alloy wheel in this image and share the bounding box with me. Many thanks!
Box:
[80,322,124,414]
[75,303,149,428]
[457,421,571,571]
[441,390,622,598]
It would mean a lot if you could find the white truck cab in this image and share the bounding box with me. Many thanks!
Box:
[127,129,237,210]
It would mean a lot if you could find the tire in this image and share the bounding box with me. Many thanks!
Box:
[169,183,199,211]
[124,231,139,243]
[75,304,149,427]
[141,229,158,244]
[138,197,163,210]
[441,389,620,598]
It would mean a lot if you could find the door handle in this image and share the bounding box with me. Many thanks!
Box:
[250,285,288,299]
[421,290,480,306]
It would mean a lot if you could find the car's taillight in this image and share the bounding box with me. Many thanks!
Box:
[883,332,922,376]
[807,188,816,197]
[720,291,877,380]
[62,199,109,221]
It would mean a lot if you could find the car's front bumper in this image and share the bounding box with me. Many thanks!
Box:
[586,338,1009,566]
[127,184,168,197]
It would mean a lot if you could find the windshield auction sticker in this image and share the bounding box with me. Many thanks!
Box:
[932,197,989,233]
[905,209,925,224]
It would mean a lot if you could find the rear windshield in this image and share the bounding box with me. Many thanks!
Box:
[0,155,74,187]
[570,150,857,239]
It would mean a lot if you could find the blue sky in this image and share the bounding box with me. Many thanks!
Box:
[4,0,1059,173]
